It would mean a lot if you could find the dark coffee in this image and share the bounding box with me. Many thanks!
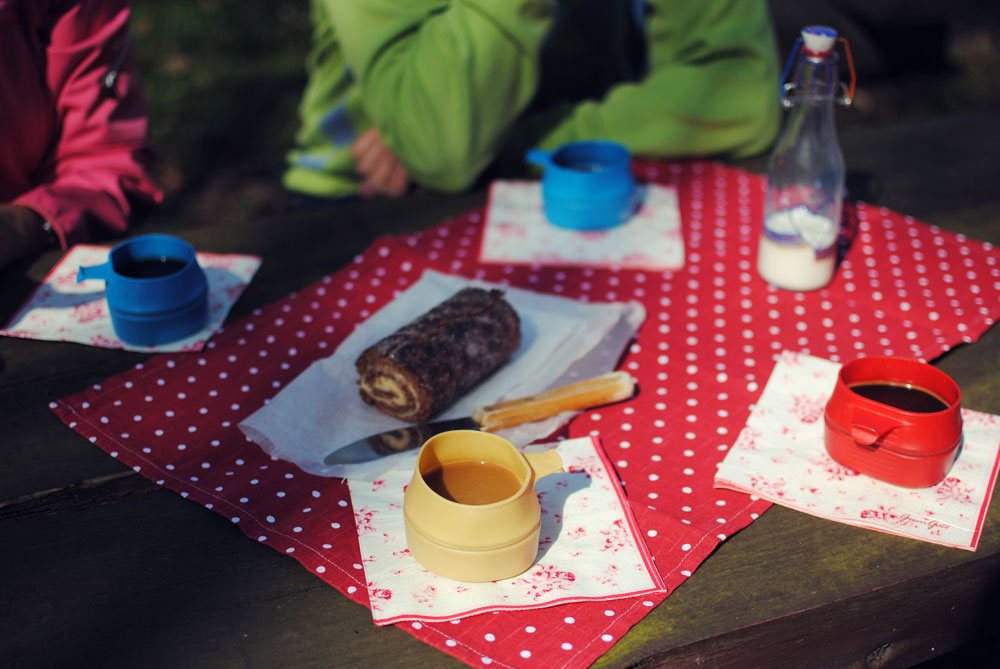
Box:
[849,382,949,413]
[117,256,187,279]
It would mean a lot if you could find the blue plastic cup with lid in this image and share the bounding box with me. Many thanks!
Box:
[526,140,637,230]
[77,233,209,346]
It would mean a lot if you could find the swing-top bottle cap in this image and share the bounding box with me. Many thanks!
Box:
[801,25,838,56]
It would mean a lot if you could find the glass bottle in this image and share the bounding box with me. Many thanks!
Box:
[757,26,854,291]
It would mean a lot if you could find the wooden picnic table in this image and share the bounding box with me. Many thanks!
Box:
[2,111,999,668]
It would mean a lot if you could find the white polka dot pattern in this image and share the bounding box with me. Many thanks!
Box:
[50,160,1000,668]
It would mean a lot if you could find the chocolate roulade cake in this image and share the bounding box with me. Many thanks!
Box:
[355,288,521,422]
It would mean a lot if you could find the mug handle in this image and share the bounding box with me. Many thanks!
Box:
[77,262,110,283]
[525,148,552,168]
[850,424,894,447]
[849,404,902,446]
[524,448,564,481]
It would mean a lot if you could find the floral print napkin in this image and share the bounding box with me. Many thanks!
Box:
[715,351,1000,550]
[1,244,261,352]
[348,436,666,625]
[479,180,684,271]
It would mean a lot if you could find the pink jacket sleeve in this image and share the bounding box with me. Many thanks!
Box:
[13,0,162,248]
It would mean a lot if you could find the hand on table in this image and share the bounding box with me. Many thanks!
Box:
[351,127,411,198]
[0,204,49,271]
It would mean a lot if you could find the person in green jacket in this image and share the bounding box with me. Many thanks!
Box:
[284,0,781,202]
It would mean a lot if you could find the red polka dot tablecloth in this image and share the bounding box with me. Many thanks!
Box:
[51,160,1000,668]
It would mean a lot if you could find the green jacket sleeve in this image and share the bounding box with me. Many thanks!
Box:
[532,0,781,159]
[326,0,555,192]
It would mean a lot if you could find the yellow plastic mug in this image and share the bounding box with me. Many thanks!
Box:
[402,430,564,582]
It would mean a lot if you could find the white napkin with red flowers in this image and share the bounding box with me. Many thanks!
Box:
[714,351,1000,550]
[1,244,261,352]
[479,180,684,271]
[347,436,666,625]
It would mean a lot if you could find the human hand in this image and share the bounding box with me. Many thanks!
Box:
[0,205,49,271]
[350,127,411,198]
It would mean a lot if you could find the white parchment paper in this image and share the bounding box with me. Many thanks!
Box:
[240,270,645,479]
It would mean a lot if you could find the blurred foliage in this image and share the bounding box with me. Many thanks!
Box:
[130,0,311,223]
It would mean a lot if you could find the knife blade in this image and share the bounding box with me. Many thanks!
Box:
[323,370,635,465]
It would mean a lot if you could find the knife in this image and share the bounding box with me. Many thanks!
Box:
[324,370,635,465]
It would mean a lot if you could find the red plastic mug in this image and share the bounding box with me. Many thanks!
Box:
[823,356,962,488]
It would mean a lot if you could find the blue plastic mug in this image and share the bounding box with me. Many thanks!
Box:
[77,234,209,346]
[526,140,637,230]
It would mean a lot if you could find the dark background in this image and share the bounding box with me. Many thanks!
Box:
[129,0,1000,229]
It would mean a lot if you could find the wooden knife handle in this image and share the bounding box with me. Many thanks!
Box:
[470,371,635,432]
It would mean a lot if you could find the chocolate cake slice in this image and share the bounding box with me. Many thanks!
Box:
[355,288,521,422]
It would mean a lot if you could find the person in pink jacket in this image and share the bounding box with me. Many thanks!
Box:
[0,0,162,270]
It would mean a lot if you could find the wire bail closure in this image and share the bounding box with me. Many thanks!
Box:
[779,35,856,108]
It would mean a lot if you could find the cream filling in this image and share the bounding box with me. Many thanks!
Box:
[360,373,425,420]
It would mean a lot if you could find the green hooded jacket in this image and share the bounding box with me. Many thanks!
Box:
[284,0,781,198]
